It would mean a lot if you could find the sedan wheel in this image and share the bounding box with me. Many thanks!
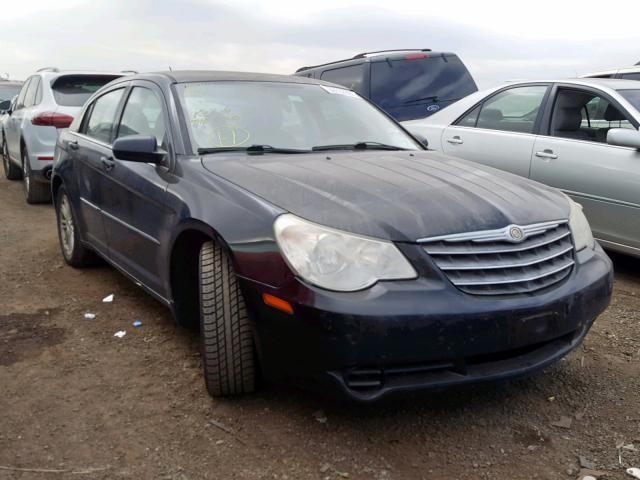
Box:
[55,187,97,267]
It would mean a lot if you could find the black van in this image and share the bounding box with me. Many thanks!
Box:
[295,49,478,121]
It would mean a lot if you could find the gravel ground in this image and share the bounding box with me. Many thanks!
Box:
[1,174,639,480]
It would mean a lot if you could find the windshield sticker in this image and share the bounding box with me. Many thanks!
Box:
[320,86,359,98]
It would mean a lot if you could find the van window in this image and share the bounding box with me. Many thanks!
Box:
[320,65,365,94]
[370,55,477,108]
[52,75,121,107]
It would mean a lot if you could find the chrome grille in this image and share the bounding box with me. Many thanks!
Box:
[420,221,575,295]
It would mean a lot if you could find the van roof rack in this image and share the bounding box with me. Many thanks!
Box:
[352,48,432,59]
[296,49,432,73]
[37,67,60,73]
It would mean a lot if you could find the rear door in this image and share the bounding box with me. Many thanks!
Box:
[5,77,32,161]
[100,81,172,295]
[530,84,640,252]
[441,84,550,178]
[74,86,127,255]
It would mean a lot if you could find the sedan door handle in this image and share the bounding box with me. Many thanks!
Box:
[68,140,79,151]
[446,136,464,145]
[100,156,115,172]
[535,149,558,160]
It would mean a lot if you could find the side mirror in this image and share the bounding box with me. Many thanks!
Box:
[413,133,429,149]
[112,135,166,164]
[0,100,11,113]
[607,128,640,149]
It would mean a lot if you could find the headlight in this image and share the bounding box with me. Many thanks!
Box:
[567,198,594,251]
[274,214,417,291]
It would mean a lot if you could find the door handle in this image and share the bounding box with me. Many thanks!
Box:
[100,156,115,172]
[535,149,558,160]
[68,140,79,151]
[447,136,464,145]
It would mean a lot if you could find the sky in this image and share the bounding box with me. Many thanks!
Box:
[1,0,639,89]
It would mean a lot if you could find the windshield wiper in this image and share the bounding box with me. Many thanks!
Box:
[312,142,407,152]
[403,95,439,105]
[198,144,311,155]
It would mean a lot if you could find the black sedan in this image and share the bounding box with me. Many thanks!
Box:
[52,71,613,401]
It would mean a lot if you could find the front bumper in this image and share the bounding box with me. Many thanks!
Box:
[241,244,613,401]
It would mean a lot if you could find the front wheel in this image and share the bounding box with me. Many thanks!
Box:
[2,138,21,180]
[199,240,256,397]
[55,187,98,267]
[22,148,51,204]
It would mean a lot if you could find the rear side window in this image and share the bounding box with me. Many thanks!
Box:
[52,75,121,107]
[82,88,125,143]
[466,86,548,134]
[320,64,365,93]
[370,55,477,107]
[15,78,31,109]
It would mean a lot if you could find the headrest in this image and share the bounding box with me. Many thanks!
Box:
[555,108,583,131]
[604,104,626,122]
[478,108,503,123]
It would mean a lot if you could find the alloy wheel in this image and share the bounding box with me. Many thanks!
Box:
[59,195,75,259]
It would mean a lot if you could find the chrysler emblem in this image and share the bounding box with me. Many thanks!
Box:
[508,226,525,242]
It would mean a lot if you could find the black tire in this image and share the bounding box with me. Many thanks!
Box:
[55,187,98,268]
[2,137,21,180]
[199,240,256,397]
[22,147,51,204]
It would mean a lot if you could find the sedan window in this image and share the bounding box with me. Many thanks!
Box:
[550,89,635,143]
[82,88,125,144]
[464,86,547,134]
[619,89,640,111]
[117,87,167,149]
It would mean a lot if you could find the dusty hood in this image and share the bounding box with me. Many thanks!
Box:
[201,150,570,242]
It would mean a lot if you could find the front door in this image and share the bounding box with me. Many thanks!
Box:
[530,86,640,252]
[442,84,550,178]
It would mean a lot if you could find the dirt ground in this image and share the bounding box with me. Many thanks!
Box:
[1,174,640,480]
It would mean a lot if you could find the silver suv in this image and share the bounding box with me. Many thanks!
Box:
[2,68,123,203]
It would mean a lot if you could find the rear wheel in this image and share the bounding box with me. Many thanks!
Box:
[2,137,21,180]
[199,240,256,397]
[55,187,98,267]
[22,147,51,204]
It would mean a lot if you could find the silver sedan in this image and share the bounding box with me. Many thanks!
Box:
[403,78,640,257]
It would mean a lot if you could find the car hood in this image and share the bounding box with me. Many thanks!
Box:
[201,150,570,242]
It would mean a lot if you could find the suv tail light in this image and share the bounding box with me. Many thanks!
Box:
[31,112,74,128]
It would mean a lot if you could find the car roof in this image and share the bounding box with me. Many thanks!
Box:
[36,70,127,80]
[296,50,456,73]
[125,70,344,87]
[504,78,640,91]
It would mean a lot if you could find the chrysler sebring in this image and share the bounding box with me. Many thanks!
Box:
[52,71,613,401]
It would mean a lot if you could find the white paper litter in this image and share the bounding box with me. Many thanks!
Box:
[103,294,114,303]
[84,313,96,320]
[113,330,126,338]
[627,468,640,479]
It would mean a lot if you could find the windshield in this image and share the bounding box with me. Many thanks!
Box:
[0,84,21,102]
[52,75,121,107]
[370,55,477,107]
[619,89,640,113]
[176,81,420,152]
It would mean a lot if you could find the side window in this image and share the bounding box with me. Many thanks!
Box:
[320,64,365,94]
[23,76,40,108]
[456,105,481,127]
[82,88,125,143]
[474,86,548,133]
[551,89,635,143]
[34,80,43,105]
[15,78,32,110]
[116,87,167,148]
[620,72,640,81]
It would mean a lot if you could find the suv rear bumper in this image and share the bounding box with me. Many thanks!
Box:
[242,244,613,401]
